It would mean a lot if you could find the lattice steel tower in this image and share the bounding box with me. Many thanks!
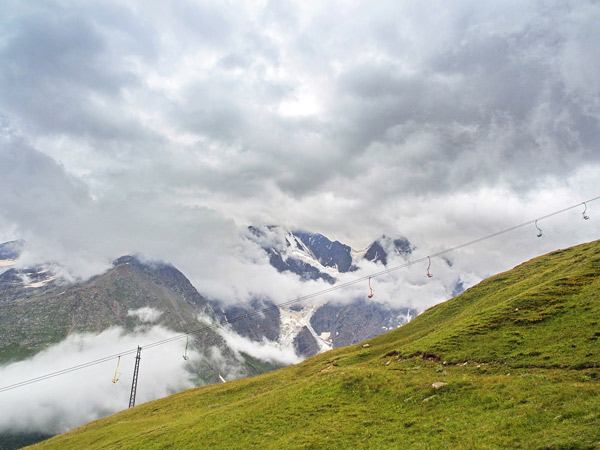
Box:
[129,346,142,408]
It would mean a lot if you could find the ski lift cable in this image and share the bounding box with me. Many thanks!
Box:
[0,349,139,392]
[0,196,598,394]
[104,197,600,346]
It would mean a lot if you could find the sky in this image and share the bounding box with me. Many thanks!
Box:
[1,0,600,436]
[1,0,599,303]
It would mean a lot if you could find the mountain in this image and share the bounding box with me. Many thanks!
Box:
[310,299,414,348]
[0,255,272,380]
[0,240,25,274]
[248,227,414,278]
[1,228,422,364]
[30,239,600,449]
[0,240,25,261]
[227,227,419,355]
[291,231,355,272]
[1,227,422,369]
[0,253,291,449]
[362,235,413,265]
[248,226,343,283]
[0,229,429,448]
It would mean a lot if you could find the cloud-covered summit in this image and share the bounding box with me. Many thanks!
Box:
[0,0,598,299]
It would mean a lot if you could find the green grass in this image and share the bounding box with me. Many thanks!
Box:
[30,240,600,449]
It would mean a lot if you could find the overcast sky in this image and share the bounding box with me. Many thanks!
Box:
[1,0,599,302]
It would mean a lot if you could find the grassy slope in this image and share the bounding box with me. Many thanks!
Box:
[31,240,600,449]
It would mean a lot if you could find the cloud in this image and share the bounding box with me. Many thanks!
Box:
[0,326,197,435]
[215,324,302,367]
[0,0,598,318]
[127,307,163,323]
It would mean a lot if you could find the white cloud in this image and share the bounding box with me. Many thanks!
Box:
[127,307,163,323]
[216,325,302,367]
[0,327,197,435]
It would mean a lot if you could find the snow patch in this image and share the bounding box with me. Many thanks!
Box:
[24,275,57,288]
[278,306,333,353]
[399,310,414,324]
[350,248,368,260]
[283,233,341,278]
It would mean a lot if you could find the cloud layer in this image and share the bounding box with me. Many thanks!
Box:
[0,0,598,302]
[0,327,197,435]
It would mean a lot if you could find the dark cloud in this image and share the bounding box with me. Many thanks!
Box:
[0,1,165,163]
[0,119,91,228]
[0,0,598,283]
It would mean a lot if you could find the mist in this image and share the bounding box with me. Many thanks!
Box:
[0,326,197,435]
[215,324,302,367]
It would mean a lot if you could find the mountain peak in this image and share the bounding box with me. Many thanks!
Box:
[364,235,414,265]
[293,231,354,272]
[0,239,26,261]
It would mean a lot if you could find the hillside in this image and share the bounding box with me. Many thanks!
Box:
[29,239,600,449]
[1,229,421,363]
[0,256,269,380]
